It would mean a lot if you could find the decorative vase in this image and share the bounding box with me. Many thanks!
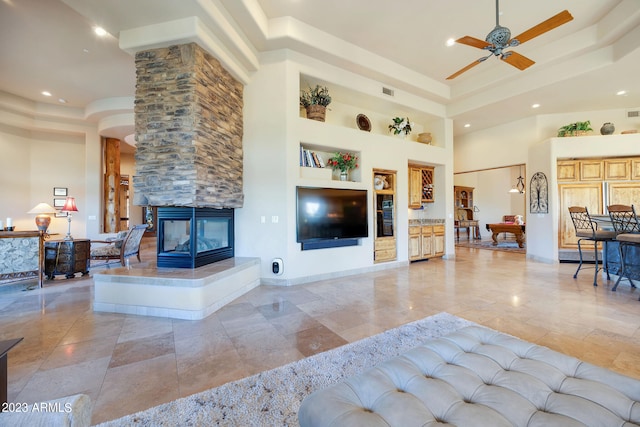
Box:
[305,105,326,122]
[417,132,432,144]
[340,170,348,181]
[600,122,615,135]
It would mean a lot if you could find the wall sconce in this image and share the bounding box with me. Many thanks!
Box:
[61,197,78,240]
[27,203,57,233]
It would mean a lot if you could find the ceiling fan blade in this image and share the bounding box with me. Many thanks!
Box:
[455,36,492,50]
[512,10,573,44]
[446,59,484,80]
[501,51,535,70]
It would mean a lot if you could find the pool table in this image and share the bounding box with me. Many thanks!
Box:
[486,223,526,248]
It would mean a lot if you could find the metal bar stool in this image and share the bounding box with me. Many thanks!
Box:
[568,206,616,286]
[607,204,640,298]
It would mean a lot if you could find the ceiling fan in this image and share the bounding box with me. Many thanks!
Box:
[446,0,573,80]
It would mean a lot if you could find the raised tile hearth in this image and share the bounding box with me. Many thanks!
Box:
[93,257,260,320]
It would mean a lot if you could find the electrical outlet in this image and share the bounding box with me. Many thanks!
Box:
[272,216,279,223]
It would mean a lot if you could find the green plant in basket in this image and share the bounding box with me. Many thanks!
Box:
[300,84,332,107]
[327,152,358,172]
[557,120,593,137]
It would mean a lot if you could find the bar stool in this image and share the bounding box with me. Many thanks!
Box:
[607,204,640,298]
[568,206,616,286]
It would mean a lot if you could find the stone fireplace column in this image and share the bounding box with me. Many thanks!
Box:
[133,42,244,209]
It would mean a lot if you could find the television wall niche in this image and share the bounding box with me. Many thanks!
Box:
[296,186,368,250]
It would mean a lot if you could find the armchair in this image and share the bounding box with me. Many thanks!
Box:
[90,224,148,267]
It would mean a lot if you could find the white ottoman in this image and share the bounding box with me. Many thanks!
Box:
[299,326,640,426]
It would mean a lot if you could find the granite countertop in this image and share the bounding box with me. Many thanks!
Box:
[409,219,445,225]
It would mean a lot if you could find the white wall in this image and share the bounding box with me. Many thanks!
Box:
[0,124,87,237]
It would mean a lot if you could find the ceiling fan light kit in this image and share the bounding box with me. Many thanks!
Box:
[447,0,573,80]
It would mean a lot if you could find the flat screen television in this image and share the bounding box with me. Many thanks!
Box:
[296,186,368,245]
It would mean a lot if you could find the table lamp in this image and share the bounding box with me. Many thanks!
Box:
[27,202,57,232]
[61,197,78,240]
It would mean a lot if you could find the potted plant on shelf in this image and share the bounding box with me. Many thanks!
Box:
[557,120,593,137]
[327,152,358,181]
[300,84,332,122]
[389,117,413,137]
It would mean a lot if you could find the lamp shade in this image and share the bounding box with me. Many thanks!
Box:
[27,203,56,214]
[61,197,78,212]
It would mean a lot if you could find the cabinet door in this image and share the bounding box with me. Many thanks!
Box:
[558,183,603,248]
[604,159,630,180]
[408,234,421,260]
[433,225,445,256]
[557,161,578,182]
[608,183,640,207]
[408,168,422,208]
[631,158,640,180]
[421,234,433,258]
[579,160,604,181]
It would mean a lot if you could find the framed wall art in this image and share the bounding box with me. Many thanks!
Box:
[53,187,68,196]
[529,172,549,214]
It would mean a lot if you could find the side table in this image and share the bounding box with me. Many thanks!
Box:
[0,337,23,405]
[44,239,90,279]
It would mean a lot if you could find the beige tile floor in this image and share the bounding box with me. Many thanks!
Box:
[1,246,640,424]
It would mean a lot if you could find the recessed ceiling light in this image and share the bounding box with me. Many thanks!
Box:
[83,48,90,53]
[94,26,107,37]
[58,98,67,104]
[464,123,471,128]
[617,90,627,96]
[41,91,52,97]
[531,103,540,109]
[446,38,455,47]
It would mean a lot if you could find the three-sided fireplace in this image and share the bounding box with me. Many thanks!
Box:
[156,207,234,268]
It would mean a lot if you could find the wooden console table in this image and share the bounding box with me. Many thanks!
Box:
[44,239,90,279]
[486,223,526,248]
[0,337,23,405]
[0,231,43,287]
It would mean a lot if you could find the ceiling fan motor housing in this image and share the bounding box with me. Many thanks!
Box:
[486,25,511,50]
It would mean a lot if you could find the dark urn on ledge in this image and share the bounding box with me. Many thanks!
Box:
[600,122,615,135]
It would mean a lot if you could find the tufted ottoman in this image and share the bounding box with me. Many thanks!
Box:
[298,326,640,426]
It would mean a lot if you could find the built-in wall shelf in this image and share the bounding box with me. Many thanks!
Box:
[298,73,445,148]
[299,143,362,183]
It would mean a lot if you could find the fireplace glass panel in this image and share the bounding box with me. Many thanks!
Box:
[162,220,191,253]
[196,219,229,254]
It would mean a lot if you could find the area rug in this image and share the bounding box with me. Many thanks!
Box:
[455,238,525,254]
[95,312,473,426]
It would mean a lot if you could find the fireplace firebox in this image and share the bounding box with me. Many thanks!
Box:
[157,207,234,268]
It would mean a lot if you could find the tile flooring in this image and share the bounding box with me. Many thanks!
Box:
[1,247,639,424]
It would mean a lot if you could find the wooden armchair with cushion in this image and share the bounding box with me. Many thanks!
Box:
[90,224,148,267]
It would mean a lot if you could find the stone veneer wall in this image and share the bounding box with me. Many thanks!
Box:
[133,42,244,208]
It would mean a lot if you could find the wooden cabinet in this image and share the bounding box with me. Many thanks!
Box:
[409,223,444,261]
[608,182,640,206]
[454,186,474,209]
[632,158,640,180]
[408,165,434,208]
[373,169,396,263]
[558,184,603,248]
[408,226,421,260]
[44,239,90,279]
[421,167,434,203]
[579,160,604,181]
[408,167,422,208]
[604,159,630,180]
[557,160,579,182]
